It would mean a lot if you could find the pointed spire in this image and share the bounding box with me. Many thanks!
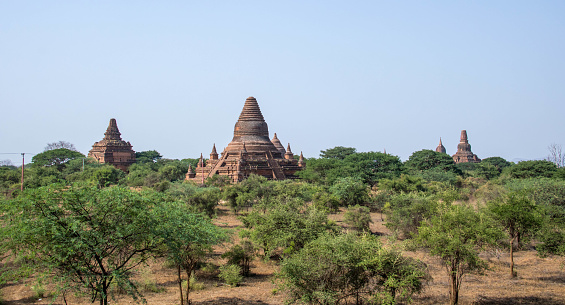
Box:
[285,143,294,160]
[103,118,123,141]
[384,148,387,154]
[271,132,286,154]
[436,137,446,154]
[188,163,193,173]
[298,151,305,167]
[210,143,219,160]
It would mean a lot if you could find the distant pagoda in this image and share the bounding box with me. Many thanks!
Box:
[435,137,446,154]
[452,130,480,164]
[88,118,136,171]
[186,96,304,183]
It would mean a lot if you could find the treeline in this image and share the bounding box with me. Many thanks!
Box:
[1,144,565,305]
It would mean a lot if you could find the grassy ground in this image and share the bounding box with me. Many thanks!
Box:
[2,203,564,305]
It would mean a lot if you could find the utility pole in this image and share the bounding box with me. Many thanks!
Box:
[201,153,204,185]
[21,153,25,191]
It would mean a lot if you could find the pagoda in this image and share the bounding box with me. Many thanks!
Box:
[88,118,136,171]
[452,130,480,164]
[435,138,446,154]
[187,96,304,183]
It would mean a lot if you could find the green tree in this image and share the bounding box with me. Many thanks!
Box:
[320,146,357,160]
[473,162,500,180]
[166,183,220,218]
[152,200,226,305]
[481,157,512,173]
[90,165,125,187]
[379,175,427,194]
[487,192,542,277]
[278,232,428,305]
[1,184,161,305]
[342,152,404,186]
[123,163,154,187]
[506,160,557,179]
[31,148,85,170]
[384,193,438,239]
[362,248,430,305]
[405,149,460,174]
[135,150,162,164]
[329,176,369,206]
[158,163,186,182]
[415,205,501,305]
[221,240,256,276]
[344,204,373,232]
[242,199,338,256]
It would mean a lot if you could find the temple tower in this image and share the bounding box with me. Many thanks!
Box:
[88,118,136,171]
[435,138,446,154]
[187,96,302,183]
[452,130,480,164]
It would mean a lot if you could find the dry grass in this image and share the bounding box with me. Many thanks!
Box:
[1,204,564,305]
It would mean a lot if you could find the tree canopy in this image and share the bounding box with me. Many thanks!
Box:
[320,146,357,159]
[405,149,460,174]
[31,148,85,170]
[1,184,161,305]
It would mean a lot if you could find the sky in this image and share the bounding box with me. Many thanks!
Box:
[1,1,564,165]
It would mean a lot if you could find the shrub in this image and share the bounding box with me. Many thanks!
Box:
[221,240,255,276]
[278,232,428,305]
[329,176,370,206]
[219,264,243,287]
[384,193,439,239]
[344,204,372,232]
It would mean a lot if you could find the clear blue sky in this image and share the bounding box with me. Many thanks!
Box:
[1,1,564,165]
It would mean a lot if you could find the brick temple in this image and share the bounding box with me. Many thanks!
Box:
[88,118,136,171]
[452,130,480,164]
[186,96,304,183]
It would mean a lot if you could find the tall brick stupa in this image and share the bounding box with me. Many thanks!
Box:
[88,118,136,171]
[186,96,304,183]
[452,130,480,164]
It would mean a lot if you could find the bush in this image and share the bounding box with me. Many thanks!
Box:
[182,272,204,292]
[221,240,255,276]
[506,160,557,179]
[219,264,243,287]
[379,175,427,194]
[278,232,428,305]
[242,199,338,256]
[329,176,369,206]
[344,204,372,232]
[384,193,439,239]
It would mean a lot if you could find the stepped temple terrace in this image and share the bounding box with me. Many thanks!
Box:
[452,130,480,164]
[88,118,136,171]
[186,96,304,183]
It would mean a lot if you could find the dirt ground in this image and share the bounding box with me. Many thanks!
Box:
[2,204,565,305]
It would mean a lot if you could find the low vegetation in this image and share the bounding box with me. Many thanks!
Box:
[1,144,565,305]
